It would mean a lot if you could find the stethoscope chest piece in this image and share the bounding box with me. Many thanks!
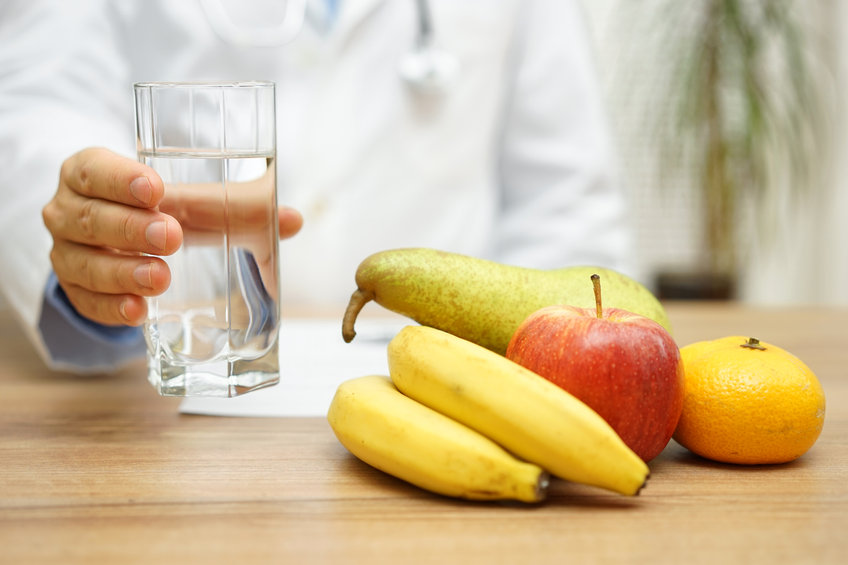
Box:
[399,0,459,96]
[399,45,460,95]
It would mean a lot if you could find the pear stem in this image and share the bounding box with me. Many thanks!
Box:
[342,288,376,343]
[591,274,603,319]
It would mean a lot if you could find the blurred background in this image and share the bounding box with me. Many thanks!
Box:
[583,0,847,305]
[2,0,843,312]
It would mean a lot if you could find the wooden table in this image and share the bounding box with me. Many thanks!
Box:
[1,303,846,564]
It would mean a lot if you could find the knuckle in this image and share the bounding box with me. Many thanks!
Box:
[74,252,96,290]
[41,200,60,232]
[113,261,130,290]
[76,161,93,195]
[118,213,135,245]
[65,285,114,326]
[58,158,74,185]
[48,245,62,267]
[94,298,111,321]
[88,298,112,325]
[106,168,126,201]
[77,198,98,240]
[48,247,61,272]
[61,148,103,197]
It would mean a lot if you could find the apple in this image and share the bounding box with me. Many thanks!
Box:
[505,274,683,462]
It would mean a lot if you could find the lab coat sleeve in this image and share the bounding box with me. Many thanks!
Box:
[39,273,146,370]
[495,0,636,277]
[0,0,139,372]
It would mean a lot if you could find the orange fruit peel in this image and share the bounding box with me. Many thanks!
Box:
[673,335,826,465]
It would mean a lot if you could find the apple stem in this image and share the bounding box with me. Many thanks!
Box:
[591,274,603,319]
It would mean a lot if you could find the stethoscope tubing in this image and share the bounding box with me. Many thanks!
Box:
[199,0,457,93]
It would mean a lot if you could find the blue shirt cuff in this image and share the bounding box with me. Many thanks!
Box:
[38,272,145,370]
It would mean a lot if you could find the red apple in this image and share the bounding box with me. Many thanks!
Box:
[505,275,683,462]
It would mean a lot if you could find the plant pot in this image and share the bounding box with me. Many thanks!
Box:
[654,270,736,301]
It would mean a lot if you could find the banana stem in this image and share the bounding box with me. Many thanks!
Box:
[342,288,375,342]
[591,274,603,319]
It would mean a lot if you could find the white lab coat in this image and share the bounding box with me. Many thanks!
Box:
[0,0,633,370]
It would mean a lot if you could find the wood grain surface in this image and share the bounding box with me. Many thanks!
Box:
[0,303,845,564]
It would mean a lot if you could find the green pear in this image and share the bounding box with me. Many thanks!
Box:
[342,248,672,354]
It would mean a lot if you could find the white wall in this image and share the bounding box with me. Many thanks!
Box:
[823,0,848,305]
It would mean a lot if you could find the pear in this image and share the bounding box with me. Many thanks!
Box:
[342,248,672,354]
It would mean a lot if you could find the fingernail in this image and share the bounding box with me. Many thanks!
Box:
[129,176,153,206]
[119,298,131,323]
[145,221,168,252]
[133,263,154,289]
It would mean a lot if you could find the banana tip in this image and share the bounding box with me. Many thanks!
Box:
[634,472,650,496]
[535,471,551,502]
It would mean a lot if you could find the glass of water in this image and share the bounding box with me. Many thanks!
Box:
[134,81,280,397]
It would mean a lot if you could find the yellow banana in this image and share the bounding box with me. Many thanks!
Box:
[327,375,548,503]
[387,326,650,496]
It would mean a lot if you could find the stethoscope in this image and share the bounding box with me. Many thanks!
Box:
[200,0,459,95]
[397,0,459,94]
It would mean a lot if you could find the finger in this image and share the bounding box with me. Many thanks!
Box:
[279,206,303,239]
[61,147,165,209]
[51,240,171,296]
[45,193,183,255]
[59,282,148,327]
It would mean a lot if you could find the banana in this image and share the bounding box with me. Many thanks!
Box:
[387,326,650,496]
[327,374,549,503]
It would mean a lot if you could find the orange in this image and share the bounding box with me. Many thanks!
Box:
[673,336,826,464]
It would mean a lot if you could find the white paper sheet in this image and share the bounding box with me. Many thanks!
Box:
[179,317,410,417]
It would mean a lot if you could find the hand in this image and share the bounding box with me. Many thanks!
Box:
[42,148,302,327]
[156,163,292,300]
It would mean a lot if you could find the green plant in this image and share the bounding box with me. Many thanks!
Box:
[619,0,828,279]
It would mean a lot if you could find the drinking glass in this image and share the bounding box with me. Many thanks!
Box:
[134,81,280,397]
